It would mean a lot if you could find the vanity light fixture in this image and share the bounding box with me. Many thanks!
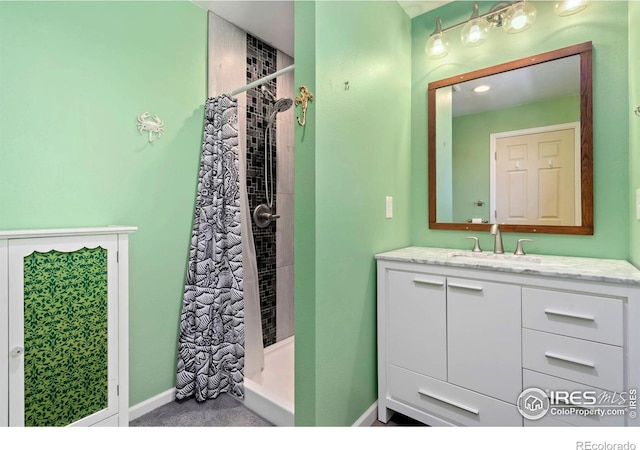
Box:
[425,17,450,59]
[426,0,584,60]
[554,0,589,17]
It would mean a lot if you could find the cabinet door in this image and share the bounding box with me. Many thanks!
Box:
[8,235,119,427]
[447,277,521,403]
[387,270,447,380]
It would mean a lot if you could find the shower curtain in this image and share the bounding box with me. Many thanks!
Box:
[176,95,245,401]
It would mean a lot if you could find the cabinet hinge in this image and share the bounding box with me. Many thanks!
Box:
[117,251,119,263]
[117,385,119,396]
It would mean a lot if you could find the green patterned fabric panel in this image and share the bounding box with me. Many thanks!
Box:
[23,247,109,427]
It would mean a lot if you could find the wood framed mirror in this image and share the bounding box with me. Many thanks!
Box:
[428,42,593,235]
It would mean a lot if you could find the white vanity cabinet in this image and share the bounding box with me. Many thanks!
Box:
[0,227,136,427]
[376,247,640,427]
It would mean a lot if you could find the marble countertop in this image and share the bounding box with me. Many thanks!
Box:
[375,246,640,285]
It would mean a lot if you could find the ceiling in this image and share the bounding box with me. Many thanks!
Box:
[397,1,452,18]
[192,1,294,56]
[451,55,580,117]
[192,1,449,57]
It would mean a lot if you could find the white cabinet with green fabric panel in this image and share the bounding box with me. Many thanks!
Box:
[0,227,136,427]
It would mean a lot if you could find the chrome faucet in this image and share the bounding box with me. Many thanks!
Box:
[490,223,504,254]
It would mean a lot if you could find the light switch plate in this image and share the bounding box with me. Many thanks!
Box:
[386,196,393,219]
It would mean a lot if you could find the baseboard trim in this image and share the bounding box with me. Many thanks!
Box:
[352,401,378,427]
[130,389,376,426]
[129,387,176,421]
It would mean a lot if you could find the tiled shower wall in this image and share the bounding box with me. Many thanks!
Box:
[208,12,294,348]
[246,35,278,346]
[275,51,294,343]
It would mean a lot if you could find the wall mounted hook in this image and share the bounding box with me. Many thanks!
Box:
[344,81,350,91]
[295,85,314,126]
[635,106,640,117]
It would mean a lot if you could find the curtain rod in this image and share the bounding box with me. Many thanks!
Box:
[227,64,295,97]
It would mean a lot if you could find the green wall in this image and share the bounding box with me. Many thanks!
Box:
[0,1,207,406]
[294,0,412,426]
[451,95,580,222]
[294,0,317,427]
[630,1,640,266]
[411,1,630,258]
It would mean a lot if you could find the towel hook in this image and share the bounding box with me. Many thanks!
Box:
[635,106,640,117]
[295,85,314,126]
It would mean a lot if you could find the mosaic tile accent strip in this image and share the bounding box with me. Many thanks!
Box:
[246,34,278,347]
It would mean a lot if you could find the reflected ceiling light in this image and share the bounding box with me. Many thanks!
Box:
[425,17,450,60]
[461,2,490,48]
[473,85,491,93]
[503,1,537,33]
[554,0,589,16]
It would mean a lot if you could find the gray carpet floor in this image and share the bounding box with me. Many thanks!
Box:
[130,394,273,427]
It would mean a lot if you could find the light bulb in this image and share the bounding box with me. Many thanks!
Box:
[426,18,450,60]
[461,2,490,48]
[511,10,527,30]
[426,33,450,59]
[433,38,445,55]
[504,1,537,34]
[469,25,481,43]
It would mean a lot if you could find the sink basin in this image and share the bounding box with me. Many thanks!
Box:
[447,251,542,264]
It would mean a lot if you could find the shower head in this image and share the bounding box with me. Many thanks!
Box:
[267,97,293,128]
[274,97,293,114]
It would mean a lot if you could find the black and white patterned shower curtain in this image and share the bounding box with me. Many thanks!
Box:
[176,95,244,401]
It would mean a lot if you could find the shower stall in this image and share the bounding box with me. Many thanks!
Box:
[207,12,295,426]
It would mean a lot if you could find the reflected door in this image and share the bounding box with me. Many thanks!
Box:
[495,126,577,226]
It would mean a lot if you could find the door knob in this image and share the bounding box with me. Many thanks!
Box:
[10,346,24,357]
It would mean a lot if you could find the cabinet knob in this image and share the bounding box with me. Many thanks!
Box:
[10,346,24,357]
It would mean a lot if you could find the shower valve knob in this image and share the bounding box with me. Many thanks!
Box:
[253,204,279,228]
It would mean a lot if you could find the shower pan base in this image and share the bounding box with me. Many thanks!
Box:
[241,336,294,426]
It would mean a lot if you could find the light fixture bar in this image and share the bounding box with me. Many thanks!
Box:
[437,2,514,34]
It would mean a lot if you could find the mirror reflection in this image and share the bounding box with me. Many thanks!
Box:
[428,43,593,235]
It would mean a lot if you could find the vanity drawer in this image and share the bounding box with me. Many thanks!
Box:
[388,365,522,427]
[523,370,625,426]
[522,288,623,346]
[522,329,623,392]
